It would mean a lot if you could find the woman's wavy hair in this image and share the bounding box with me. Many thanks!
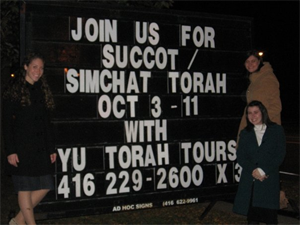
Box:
[3,52,55,110]
[245,50,264,74]
[245,100,275,131]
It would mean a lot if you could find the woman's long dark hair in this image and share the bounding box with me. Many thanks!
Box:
[245,100,275,131]
[3,52,55,110]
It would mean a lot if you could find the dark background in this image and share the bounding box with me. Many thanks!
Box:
[172,0,299,127]
[0,2,298,223]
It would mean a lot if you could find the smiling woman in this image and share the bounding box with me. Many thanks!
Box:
[2,52,57,225]
[233,100,286,224]
[237,50,282,139]
[246,105,262,126]
[24,58,44,84]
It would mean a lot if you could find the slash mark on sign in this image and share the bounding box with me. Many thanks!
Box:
[187,49,199,70]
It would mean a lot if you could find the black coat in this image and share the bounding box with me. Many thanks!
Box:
[3,81,55,176]
[233,124,286,215]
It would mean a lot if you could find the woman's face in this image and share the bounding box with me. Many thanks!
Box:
[247,106,263,125]
[24,58,44,84]
[244,55,260,73]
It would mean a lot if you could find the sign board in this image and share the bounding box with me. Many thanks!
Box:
[21,1,252,219]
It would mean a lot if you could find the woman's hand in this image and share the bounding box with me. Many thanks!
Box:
[50,153,57,163]
[252,168,268,182]
[7,154,19,167]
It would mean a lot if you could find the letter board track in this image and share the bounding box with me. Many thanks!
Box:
[21,1,252,219]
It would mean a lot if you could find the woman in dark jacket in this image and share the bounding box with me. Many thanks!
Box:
[233,100,286,224]
[3,52,57,225]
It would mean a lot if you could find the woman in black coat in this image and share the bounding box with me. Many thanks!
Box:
[3,52,57,225]
[233,100,286,224]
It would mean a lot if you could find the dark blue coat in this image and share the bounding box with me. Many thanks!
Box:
[233,124,286,215]
[3,81,55,176]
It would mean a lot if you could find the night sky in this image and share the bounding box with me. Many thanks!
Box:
[172,1,299,125]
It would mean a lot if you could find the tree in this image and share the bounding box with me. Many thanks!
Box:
[1,0,20,72]
[75,0,173,9]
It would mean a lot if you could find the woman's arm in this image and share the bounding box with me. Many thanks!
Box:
[2,100,17,156]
